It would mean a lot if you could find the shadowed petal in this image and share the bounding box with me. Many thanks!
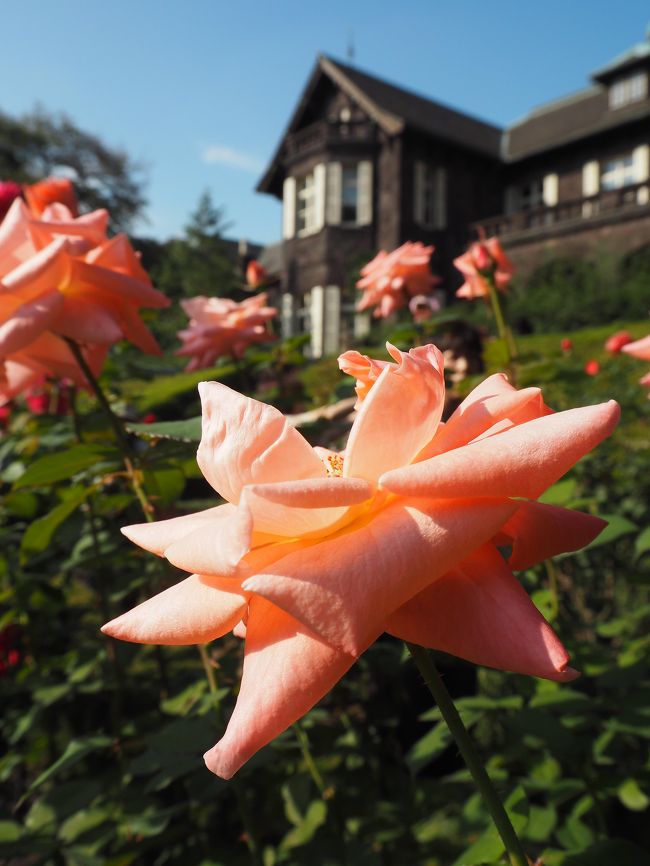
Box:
[203,596,367,778]
[101,574,248,645]
[196,381,326,503]
[0,291,64,355]
[243,497,517,656]
[386,544,577,681]
[380,401,620,500]
[121,504,237,556]
[502,501,607,570]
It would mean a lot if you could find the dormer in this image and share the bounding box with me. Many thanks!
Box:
[592,32,650,112]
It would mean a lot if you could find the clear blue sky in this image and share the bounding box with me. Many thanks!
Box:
[1,1,648,245]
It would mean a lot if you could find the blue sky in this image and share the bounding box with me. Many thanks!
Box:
[1,1,648,244]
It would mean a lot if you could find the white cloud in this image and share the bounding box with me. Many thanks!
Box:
[201,145,263,173]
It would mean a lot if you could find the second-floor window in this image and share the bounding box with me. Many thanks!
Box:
[519,179,544,209]
[341,167,359,224]
[296,173,317,235]
[601,154,636,190]
[609,72,648,109]
[414,161,447,229]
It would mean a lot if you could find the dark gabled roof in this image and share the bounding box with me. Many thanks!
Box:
[257,55,502,195]
[505,84,650,161]
[322,57,502,156]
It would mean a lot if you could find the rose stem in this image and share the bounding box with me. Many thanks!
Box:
[406,643,529,866]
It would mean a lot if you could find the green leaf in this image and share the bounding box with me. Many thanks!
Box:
[280,800,327,850]
[143,465,186,506]
[131,363,235,410]
[23,736,112,800]
[14,445,116,489]
[635,527,650,559]
[452,786,528,866]
[20,485,93,562]
[539,479,577,506]
[585,514,637,549]
[618,778,650,811]
[0,820,25,842]
[127,417,202,442]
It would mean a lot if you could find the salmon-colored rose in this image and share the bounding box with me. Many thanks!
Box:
[104,343,619,779]
[245,260,268,289]
[605,330,633,353]
[176,293,277,370]
[23,177,78,217]
[357,242,439,318]
[455,237,514,300]
[0,198,169,398]
[622,334,650,395]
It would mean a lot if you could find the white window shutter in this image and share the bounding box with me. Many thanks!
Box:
[323,285,341,355]
[633,144,650,183]
[582,161,600,197]
[282,176,296,239]
[310,286,324,358]
[504,185,519,215]
[357,161,373,225]
[434,167,447,229]
[326,162,342,225]
[313,163,326,232]
[280,292,295,339]
[414,160,426,224]
[543,173,559,207]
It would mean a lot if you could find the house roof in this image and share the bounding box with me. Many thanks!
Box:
[257,55,502,195]
[591,34,650,81]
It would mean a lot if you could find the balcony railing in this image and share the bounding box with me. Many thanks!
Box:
[475,181,650,239]
[285,120,376,161]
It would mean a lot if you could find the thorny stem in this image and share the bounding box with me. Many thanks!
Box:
[406,643,529,866]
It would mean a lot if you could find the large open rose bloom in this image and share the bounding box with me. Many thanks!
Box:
[104,343,619,779]
[176,293,277,370]
[0,197,169,397]
[455,237,514,299]
[357,242,438,318]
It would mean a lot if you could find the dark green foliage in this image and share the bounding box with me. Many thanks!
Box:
[1,323,649,865]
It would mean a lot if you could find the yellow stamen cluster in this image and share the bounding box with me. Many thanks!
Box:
[323,453,344,477]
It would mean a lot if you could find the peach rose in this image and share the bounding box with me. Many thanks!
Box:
[23,177,78,217]
[357,242,439,318]
[105,343,619,779]
[176,293,277,370]
[0,198,168,398]
[455,237,514,300]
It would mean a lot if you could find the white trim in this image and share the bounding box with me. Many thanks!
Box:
[543,173,559,207]
[357,161,373,225]
[326,162,342,225]
[582,161,600,197]
[313,163,327,232]
[282,176,296,239]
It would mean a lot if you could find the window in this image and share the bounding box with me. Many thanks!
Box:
[601,155,636,190]
[519,179,544,209]
[296,173,316,236]
[341,166,358,223]
[414,162,446,229]
[609,72,648,109]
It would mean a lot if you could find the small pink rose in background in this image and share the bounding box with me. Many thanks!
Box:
[409,294,440,323]
[454,236,514,300]
[246,260,268,289]
[584,359,600,376]
[176,293,277,370]
[356,242,439,319]
[560,338,573,353]
[23,177,78,217]
[0,181,22,222]
[105,341,619,779]
[605,330,633,353]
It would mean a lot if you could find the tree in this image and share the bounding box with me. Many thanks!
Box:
[0,108,147,233]
[167,190,240,299]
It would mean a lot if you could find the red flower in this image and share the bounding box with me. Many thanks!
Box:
[584,360,600,376]
[246,260,268,289]
[560,338,573,353]
[141,412,158,424]
[0,181,22,222]
[604,330,633,354]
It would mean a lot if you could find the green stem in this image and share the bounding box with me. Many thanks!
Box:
[544,559,559,621]
[406,643,529,866]
[293,722,327,796]
[485,274,518,365]
[199,642,222,721]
